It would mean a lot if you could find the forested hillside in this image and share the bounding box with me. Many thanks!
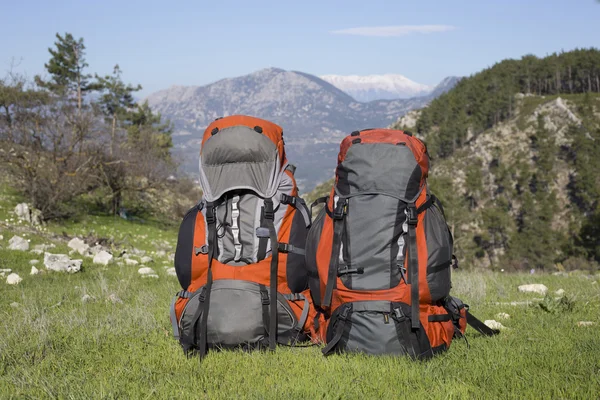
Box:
[310,49,600,271]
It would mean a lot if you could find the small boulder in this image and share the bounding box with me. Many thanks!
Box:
[30,266,40,275]
[484,320,507,330]
[142,274,159,279]
[518,284,548,295]
[107,293,123,304]
[166,267,177,277]
[555,288,565,296]
[68,237,89,255]
[155,250,167,257]
[138,267,156,275]
[8,235,29,251]
[495,312,510,320]
[44,253,82,273]
[125,258,139,266]
[29,260,39,265]
[10,302,20,308]
[14,203,30,222]
[81,294,94,303]
[30,249,43,255]
[93,251,113,265]
[140,256,154,264]
[6,273,23,285]
[0,268,11,277]
[577,321,595,327]
[33,243,55,252]
[0,234,4,240]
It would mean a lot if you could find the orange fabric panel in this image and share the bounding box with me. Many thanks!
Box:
[420,304,454,349]
[415,188,432,304]
[174,297,189,323]
[190,211,208,287]
[201,115,286,166]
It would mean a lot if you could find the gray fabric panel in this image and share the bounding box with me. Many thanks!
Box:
[336,143,422,202]
[237,194,259,262]
[338,301,401,355]
[341,194,402,290]
[178,280,296,347]
[425,204,453,301]
[200,126,278,201]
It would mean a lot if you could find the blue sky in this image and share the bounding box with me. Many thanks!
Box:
[1,0,598,96]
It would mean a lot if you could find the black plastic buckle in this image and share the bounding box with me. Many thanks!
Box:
[393,307,406,322]
[339,305,351,321]
[333,200,347,220]
[280,194,296,206]
[407,205,418,226]
[278,243,292,253]
[260,290,270,305]
[263,200,275,220]
[205,205,216,225]
[198,287,208,303]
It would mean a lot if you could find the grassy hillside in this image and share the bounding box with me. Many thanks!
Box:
[2,182,600,399]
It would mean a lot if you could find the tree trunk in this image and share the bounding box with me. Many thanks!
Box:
[596,75,599,93]
[111,115,116,156]
[568,66,573,93]
[588,74,592,93]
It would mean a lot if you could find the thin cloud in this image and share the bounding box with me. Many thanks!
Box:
[331,25,456,37]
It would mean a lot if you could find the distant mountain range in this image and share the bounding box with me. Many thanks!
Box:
[146,68,460,191]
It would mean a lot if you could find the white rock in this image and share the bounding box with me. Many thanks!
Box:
[29,260,39,265]
[44,253,82,273]
[86,245,105,257]
[138,267,156,275]
[0,234,4,240]
[14,203,30,222]
[33,243,55,252]
[577,321,595,327]
[30,249,43,255]
[155,250,167,257]
[93,251,113,265]
[142,274,159,279]
[484,320,507,330]
[30,266,40,275]
[6,273,23,285]
[140,256,154,264]
[555,288,565,296]
[10,302,19,308]
[166,267,177,277]
[518,284,548,295]
[68,237,89,255]
[495,312,510,320]
[125,258,139,266]
[81,294,94,303]
[0,268,11,274]
[107,293,123,304]
[8,235,29,251]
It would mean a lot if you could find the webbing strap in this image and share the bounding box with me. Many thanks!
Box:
[322,304,351,356]
[281,194,311,227]
[323,199,346,308]
[169,295,180,340]
[257,205,267,261]
[310,196,328,216]
[264,199,278,351]
[259,284,270,336]
[198,202,217,359]
[407,204,420,329]
[466,311,500,336]
[284,293,310,342]
[428,314,452,322]
[278,243,306,256]
[231,195,242,262]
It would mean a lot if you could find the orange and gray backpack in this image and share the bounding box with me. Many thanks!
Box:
[306,128,497,359]
[170,115,318,357]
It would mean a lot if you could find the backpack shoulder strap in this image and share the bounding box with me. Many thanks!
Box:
[322,198,347,308]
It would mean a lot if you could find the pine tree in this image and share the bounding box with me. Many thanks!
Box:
[95,65,142,155]
[35,33,98,111]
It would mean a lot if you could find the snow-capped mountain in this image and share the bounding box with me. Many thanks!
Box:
[319,74,433,102]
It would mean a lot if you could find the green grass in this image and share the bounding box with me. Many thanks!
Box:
[1,191,600,399]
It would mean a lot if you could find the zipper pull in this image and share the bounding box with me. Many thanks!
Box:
[383,313,390,324]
